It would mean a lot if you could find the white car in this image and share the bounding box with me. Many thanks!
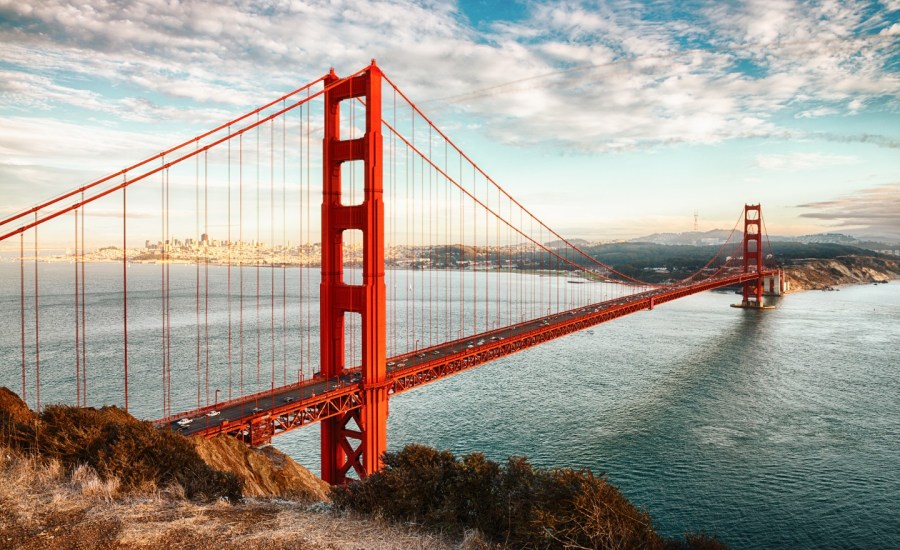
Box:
[177,417,193,426]
[206,410,220,417]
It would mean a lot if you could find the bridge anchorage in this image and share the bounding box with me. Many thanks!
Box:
[1,60,781,485]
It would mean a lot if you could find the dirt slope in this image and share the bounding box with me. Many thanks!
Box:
[192,435,329,501]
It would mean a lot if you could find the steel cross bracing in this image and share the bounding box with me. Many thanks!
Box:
[158,269,774,444]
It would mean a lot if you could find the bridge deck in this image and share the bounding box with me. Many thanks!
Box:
[155,271,773,444]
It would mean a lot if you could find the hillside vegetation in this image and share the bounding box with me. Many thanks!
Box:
[0,387,453,548]
[581,241,884,283]
[1,388,728,549]
[334,444,725,549]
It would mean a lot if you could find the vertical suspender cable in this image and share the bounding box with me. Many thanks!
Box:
[75,211,80,406]
[123,179,129,412]
[298,97,305,379]
[270,119,276,392]
[82,196,87,406]
[281,103,287,386]
[385,90,397,357]
[34,215,40,410]
[167,169,172,412]
[228,129,233,400]
[256,115,261,385]
[496,191,500,329]
[445,139,449,344]
[204,151,210,406]
[20,233,25,403]
[428,124,432,347]
[473,164,477,334]
[305,92,311,375]
[406,117,410,352]
[161,163,167,415]
[484,174,488,330]
[195,145,201,408]
[391,89,396,355]
[411,107,415,351]
[239,133,245,396]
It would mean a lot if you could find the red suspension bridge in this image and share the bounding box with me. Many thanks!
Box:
[0,61,781,484]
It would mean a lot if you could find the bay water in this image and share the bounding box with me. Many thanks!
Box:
[1,263,897,548]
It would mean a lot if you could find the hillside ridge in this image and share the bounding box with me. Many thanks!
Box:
[784,256,900,291]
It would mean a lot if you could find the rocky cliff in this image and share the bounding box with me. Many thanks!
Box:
[783,255,900,292]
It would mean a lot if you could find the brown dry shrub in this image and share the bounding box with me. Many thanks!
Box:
[332,444,727,550]
[0,388,240,501]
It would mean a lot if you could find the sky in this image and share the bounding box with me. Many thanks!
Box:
[1,0,899,244]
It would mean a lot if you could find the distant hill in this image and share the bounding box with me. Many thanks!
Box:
[771,232,858,244]
[545,237,594,248]
[581,241,884,284]
[629,229,734,246]
[770,233,900,253]
[631,230,899,252]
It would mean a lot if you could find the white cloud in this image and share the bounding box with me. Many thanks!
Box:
[880,23,900,36]
[0,116,170,164]
[754,152,859,171]
[798,183,900,239]
[0,0,897,155]
[795,107,838,118]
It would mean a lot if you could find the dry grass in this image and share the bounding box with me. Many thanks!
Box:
[0,446,466,549]
[0,388,471,548]
[0,387,240,501]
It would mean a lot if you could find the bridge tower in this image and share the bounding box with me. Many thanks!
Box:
[320,61,387,484]
[740,204,765,307]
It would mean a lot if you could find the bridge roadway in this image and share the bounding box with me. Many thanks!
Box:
[156,270,773,444]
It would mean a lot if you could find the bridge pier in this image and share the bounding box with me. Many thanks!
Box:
[763,269,787,296]
[248,417,275,447]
